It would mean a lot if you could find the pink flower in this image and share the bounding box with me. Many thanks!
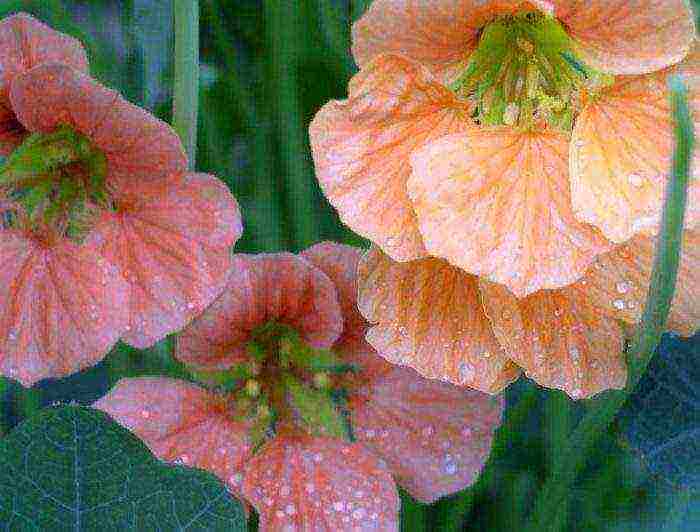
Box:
[96,243,504,530]
[0,62,242,385]
[0,13,88,155]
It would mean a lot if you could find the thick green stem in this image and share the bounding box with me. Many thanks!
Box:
[525,77,693,532]
[265,0,321,250]
[173,0,200,168]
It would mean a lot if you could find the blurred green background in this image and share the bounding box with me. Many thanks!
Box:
[0,1,698,530]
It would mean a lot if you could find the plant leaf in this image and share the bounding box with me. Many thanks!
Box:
[0,405,246,530]
[620,333,700,490]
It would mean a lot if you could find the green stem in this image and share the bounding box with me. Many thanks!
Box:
[525,76,693,532]
[173,0,200,168]
[400,491,428,532]
[351,0,371,21]
[662,490,692,532]
[544,392,570,531]
[264,0,321,250]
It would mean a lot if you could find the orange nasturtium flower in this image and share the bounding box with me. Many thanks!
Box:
[357,228,698,399]
[96,243,504,531]
[0,13,89,155]
[0,56,242,385]
[310,0,698,297]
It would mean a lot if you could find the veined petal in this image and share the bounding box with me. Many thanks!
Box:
[582,230,699,337]
[86,173,242,348]
[548,1,695,75]
[301,242,366,341]
[571,67,700,243]
[9,64,187,185]
[309,54,472,262]
[350,366,503,503]
[409,128,611,297]
[94,377,252,498]
[176,253,343,370]
[352,0,536,84]
[0,13,88,155]
[479,280,627,399]
[0,232,128,386]
[357,246,520,393]
[242,435,399,531]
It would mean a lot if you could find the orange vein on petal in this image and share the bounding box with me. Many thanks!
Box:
[408,127,611,297]
[309,54,473,262]
[357,246,520,393]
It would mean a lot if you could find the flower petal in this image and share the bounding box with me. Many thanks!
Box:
[479,280,627,399]
[571,71,700,243]
[549,0,695,75]
[0,13,88,154]
[582,230,699,337]
[309,54,472,262]
[9,63,187,185]
[300,242,366,341]
[94,377,252,497]
[409,128,612,297]
[357,246,520,393]
[0,232,128,386]
[176,253,343,370]
[350,366,503,503]
[86,173,242,348]
[352,0,534,84]
[242,435,399,531]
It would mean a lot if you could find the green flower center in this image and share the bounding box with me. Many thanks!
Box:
[453,11,613,130]
[0,125,109,241]
[189,321,357,451]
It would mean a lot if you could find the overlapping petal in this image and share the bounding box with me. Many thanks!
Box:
[409,128,611,296]
[548,0,695,75]
[582,230,699,337]
[86,173,242,348]
[0,13,88,154]
[571,69,700,243]
[9,63,187,186]
[242,435,399,531]
[479,281,627,399]
[352,0,534,83]
[175,253,343,370]
[349,366,503,502]
[0,231,128,386]
[94,377,252,497]
[309,54,472,262]
[357,246,520,393]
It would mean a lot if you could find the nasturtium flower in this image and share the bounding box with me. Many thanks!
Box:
[0,12,88,155]
[358,230,699,399]
[96,243,504,530]
[310,0,698,297]
[0,62,242,385]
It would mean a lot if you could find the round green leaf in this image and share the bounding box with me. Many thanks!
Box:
[0,406,246,531]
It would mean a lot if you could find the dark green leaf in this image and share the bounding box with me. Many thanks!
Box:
[620,334,700,490]
[0,406,246,531]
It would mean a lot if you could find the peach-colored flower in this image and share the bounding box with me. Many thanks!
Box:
[0,63,242,385]
[0,13,88,155]
[310,0,697,297]
[96,243,504,530]
[358,230,699,399]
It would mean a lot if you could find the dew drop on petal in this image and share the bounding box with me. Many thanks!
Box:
[612,299,626,310]
[628,172,643,187]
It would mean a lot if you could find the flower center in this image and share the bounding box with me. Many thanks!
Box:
[190,321,356,451]
[453,11,613,130]
[0,125,109,241]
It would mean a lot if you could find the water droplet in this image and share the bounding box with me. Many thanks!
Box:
[628,172,643,187]
[333,501,345,512]
[616,281,629,294]
[612,299,625,310]
[280,485,291,497]
[353,507,367,520]
[229,473,242,485]
[569,346,580,360]
[554,308,562,317]
[459,362,474,381]
[443,462,458,475]
[305,482,315,494]
[364,429,376,439]
[140,409,150,419]
[313,452,323,462]
[421,426,434,437]
[285,503,296,516]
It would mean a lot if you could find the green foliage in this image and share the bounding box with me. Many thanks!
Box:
[0,406,246,531]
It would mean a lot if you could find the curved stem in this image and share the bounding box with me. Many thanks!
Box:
[173,0,200,168]
[525,77,694,532]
